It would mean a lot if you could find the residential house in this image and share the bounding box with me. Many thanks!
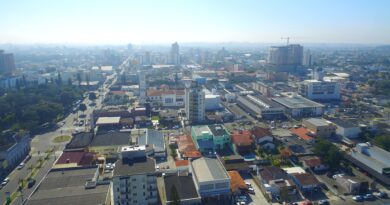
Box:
[231,130,254,154]
[251,127,275,150]
[290,173,321,193]
[301,156,328,172]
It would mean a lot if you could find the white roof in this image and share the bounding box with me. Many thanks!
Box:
[96,117,121,125]
[191,157,229,182]
[101,66,113,71]
[282,167,306,174]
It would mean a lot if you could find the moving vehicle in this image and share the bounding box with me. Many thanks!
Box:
[352,195,363,202]
[2,177,10,186]
[28,179,36,188]
[17,162,25,170]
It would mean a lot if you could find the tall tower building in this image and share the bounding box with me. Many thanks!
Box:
[0,50,16,76]
[170,42,180,65]
[138,71,147,105]
[185,81,205,124]
[267,44,303,72]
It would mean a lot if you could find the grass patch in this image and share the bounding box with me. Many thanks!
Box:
[52,135,71,143]
[151,116,160,121]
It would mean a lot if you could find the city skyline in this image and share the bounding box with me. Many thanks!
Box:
[1,0,390,45]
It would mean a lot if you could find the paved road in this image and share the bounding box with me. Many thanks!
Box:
[245,178,270,205]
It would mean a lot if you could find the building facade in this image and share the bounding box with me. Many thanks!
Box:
[185,82,205,124]
[299,80,341,101]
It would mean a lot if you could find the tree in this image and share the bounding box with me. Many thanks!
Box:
[314,138,342,170]
[170,185,180,205]
[79,103,87,113]
[88,92,97,101]
[374,135,390,151]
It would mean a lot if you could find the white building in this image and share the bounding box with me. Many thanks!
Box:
[272,94,325,118]
[190,157,230,199]
[299,80,340,100]
[332,119,361,138]
[111,149,158,205]
[185,82,205,124]
[146,89,185,108]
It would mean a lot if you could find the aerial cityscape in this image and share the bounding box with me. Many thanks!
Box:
[1,0,390,205]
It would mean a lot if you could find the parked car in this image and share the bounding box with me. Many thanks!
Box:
[248,187,255,194]
[352,195,363,201]
[2,177,10,186]
[17,162,25,170]
[364,193,374,200]
[318,199,329,205]
[27,179,36,188]
[374,191,388,198]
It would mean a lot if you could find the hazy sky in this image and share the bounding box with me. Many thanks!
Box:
[1,0,390,44]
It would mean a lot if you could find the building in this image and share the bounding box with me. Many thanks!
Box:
[350,143,390,178]
[231,130,254,154]
[0,132,30,177]
[137,129,166,158]
[267,44,303,72]
[160,172,201,205]
[272,94,325,118]
[0,50,16,76]
[96,116,122,130]
[138,71,147,105]
[88,131,131,157]
[334,175,368,194]
[299,80,341,101]
[185,81,205,124]
[170,42,180,65]
[290,173,321,193]
[66,132,94,150]
[176,135,202,160]
[302,118,336,138]
[205,94,222,111]
[301,156,328,172]
[146,89,185,108]
[236,95,285,120]
[191,125,230,153]
[331,119,361,139]
[258,166,295,197]
[111,149,157,205]
[219,155,250,173]
[190,157,230,200]
[228,171,248,194]
[54,151,96,169]
[26,167,110,205]
[289,127,315,143]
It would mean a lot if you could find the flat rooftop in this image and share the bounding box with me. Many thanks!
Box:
[96,116,121,125]
[191,157,229,182]
[192,125,211,137]
[26,167,109,205]
[272,95,324,109]
[113,157,156,176]
[164,174,200,201]
[208,124,228,136]
[89,131,130,147]
[304,118,332,127]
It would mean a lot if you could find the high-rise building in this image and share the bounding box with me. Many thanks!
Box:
[0,50,16,76]
[138,71,147,105]
[185,81,205,124]
[170,42,180,65]
[268,44,303,65]
[299,79,341,101]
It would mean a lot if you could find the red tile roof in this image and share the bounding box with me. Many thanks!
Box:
[292,173,320,186]
[177,135,202,158]
[231,130,253,146]
[290,127,314,141]
[251,127,272,139]
[303,157,322,167]
[184,151,202,158]
[228,171,247,193]
[56,151,95,166]
[175,160,189,167]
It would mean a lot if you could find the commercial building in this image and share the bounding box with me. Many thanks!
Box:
[111,149,158,205]
[191,124,230,153]
[26,167,110,205]
[347,143,390,184]
[190,157,230,199]
[205,94,221,111]
[267,44,303,72]
[88,131,131,157]
[272,94,325,118]
[331,118,361,139]
[236,95,285,120]
[0,50,16,76]
[185,81,205,124]
[302,118,336,138]
[334,175,368,194]
[170,42,180,65]
[146,89,185,108]
[299,80,341,101]
[0,132,30,176]
[160,173,201,205]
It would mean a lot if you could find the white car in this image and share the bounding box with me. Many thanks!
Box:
[17,162,25,170]
[2,177,10,186]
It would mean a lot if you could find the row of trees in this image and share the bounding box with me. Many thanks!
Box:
[0,84,84,133]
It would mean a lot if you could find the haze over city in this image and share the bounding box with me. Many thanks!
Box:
[1,0,390,44]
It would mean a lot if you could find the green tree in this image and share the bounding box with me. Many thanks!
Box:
[88,92,97,101]
[79,103,87,113]
[374,135,390,151]
[314,138,342,170]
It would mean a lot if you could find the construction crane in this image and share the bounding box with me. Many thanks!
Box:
[281,37,290,45]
